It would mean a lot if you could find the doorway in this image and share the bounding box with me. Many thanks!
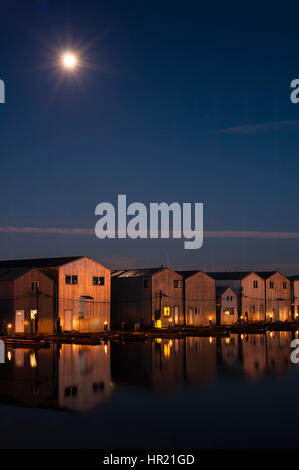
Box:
[15,310,24,333]
[188,307,194,325]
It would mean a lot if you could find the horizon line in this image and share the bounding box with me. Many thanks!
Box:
[0,226,299,239]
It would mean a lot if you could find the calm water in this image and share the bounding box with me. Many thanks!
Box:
[0,332,299,449]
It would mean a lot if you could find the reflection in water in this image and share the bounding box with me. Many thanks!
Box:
[0,332,298,412]
[59,344,111,412]
[0,343,111,412]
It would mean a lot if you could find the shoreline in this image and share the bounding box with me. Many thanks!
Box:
[1,321,299,347]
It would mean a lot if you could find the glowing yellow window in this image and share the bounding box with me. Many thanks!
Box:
[155,320,162,328]
[30,309,37,320]
[163,306,170,317]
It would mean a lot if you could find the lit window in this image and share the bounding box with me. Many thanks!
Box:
[30,310,37,320]
[93,276,105,286]
[174,280,182,288]
[65,275,78,285]
[164,306,170,317]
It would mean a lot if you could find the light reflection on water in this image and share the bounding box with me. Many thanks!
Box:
[0,332,299,448]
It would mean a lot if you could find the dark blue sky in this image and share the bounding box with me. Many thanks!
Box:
[1,0,299,272]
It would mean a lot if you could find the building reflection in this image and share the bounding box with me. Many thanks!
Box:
[111,337,217,391]
[58,343,111,412]
[265,331,292,375]
[0,347,56,408]
[242,334,267,378]
[184,337,217,386]
[0,332,297,412]
[0,343,111,412]
[220,334,240,368]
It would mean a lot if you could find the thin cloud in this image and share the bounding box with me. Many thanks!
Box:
[218,120,299,135]
[1,226,299,239]
[0,226,94,235]
[204,231,299,239]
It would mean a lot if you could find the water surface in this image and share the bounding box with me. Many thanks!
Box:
[0,332,298,448]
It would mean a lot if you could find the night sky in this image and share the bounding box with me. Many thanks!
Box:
[1,0,299,273]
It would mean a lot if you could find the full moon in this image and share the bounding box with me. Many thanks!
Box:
[61,52,78,69]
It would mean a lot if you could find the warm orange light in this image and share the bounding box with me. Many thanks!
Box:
[30,352,37,368]
[241,334,244,340]
[163,343,171,358]
[104,321,108,325]
[209,337,213,343]
[7,351,12,361]
[7,324,12,329]
[104,344,108,355]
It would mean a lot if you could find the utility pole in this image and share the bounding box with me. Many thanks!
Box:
[35,287,39,334]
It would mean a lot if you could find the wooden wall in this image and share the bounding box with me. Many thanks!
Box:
[14,269,54,334]
[219,288,238,325]
[184,272,216,326]
[152,269,184,327]
[58,257,110,332]
[111,276,152,328]
[264,273,291,321]
[241,273,265,321]
[0,269,54,334]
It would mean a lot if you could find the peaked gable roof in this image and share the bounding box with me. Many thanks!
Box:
[0,267,34,281]
[0,256,83,269]
[207,271,253,281]
[255,271,279,279]
[177,270,214,280]
[112,267,169,278]
[216,286,237,296]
